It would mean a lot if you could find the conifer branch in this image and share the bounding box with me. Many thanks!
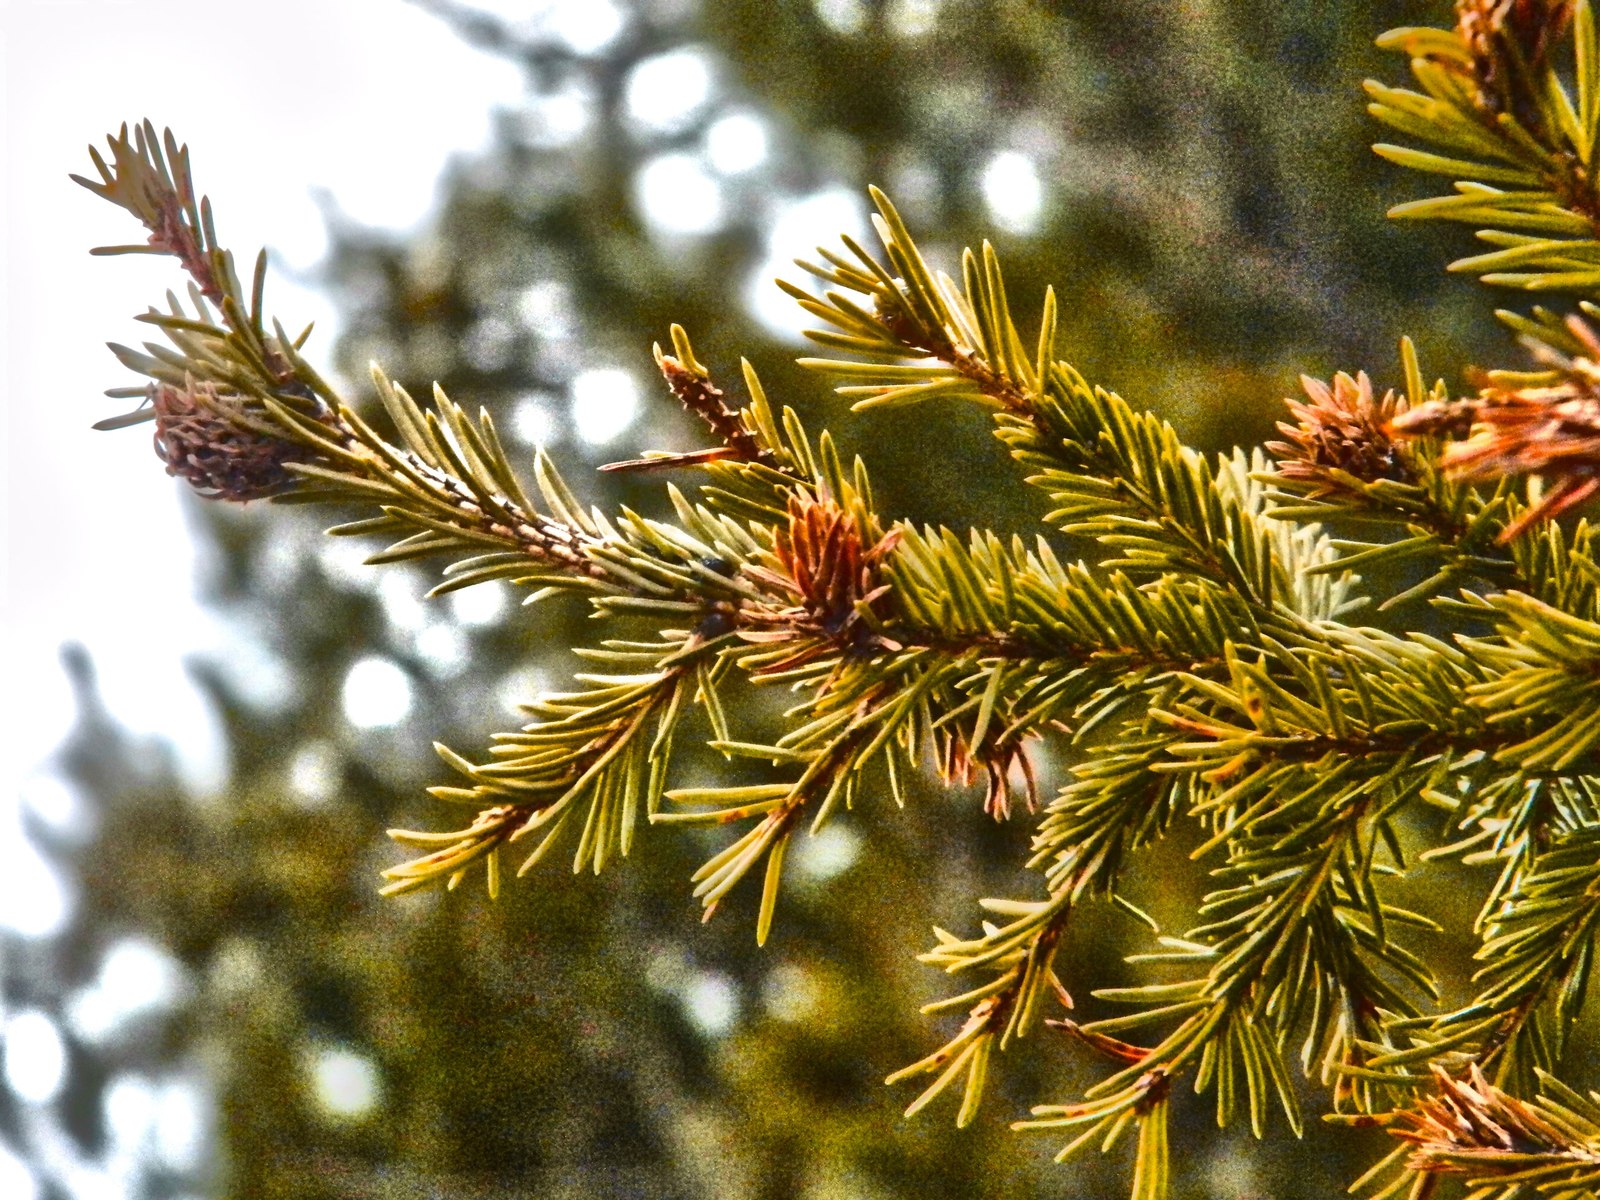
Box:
[788,192,1321,626]
[383,637,709,896]
[1019,647,1469,1150]
[600,324,791,475]
[72,11,1600,1191]
[1372,1,1600,297]
[1263,349,1530,605]
[887,893,1074,1128]
[1391,313,1600,538]
[1379,822,1600,1101]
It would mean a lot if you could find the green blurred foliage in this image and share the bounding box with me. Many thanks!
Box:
[16,2,1526,1197]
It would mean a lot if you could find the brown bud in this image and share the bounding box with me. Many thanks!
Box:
[1268,372,1410,490]
[1455,0,1576,128]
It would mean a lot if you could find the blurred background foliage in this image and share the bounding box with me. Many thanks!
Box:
[7,1,1513,1196]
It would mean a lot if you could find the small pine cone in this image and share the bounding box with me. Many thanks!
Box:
[1268,371,1409,489]
[151,380,310,501]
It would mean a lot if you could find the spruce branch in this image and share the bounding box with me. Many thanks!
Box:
[1372,0,1600,297]
[1012,634,1507,1182]
[72,10,1600,1187]
[75,122,330,419]
[887,893,1074,1128]
[382,636,708,896]
[788,191,1358,630]
[600,323,792,475]
[1378,822,1600,1101]
[1355,605,1600,1106]
[76,122,1303,955]
[75,121,235,309]
[1468,590,1600,770]
[1263,346,1528,605]
[897,615,1508,1176]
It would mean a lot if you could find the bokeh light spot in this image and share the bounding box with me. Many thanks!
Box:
[750,187,870,339]
[795,824,860,882]
[626,48,714,134]
[763,962,820,1023]
[4,1011,67,1104]
[542,0,627,55]
[102,939,185,1013]
[309,1047,382,1120]
[683,972,739,1037]
[341,657,414,729]
[980,150,1045,234]
[68,938,187,1044]
[634,154,726,236]
[570,368,643,445]
[449,580,510,627]
[496,664,551,717]
[520,81,594,149]
[705,111,769,175]
[104,1073,156,1150]
[813,0,866,35]
[155,1078,206,1170]
[889,0,940,36]
[517,279,572,338]
[288,740,342,805]
[415,622,470,678]
[512,392,560,447]
[377,571,428,635]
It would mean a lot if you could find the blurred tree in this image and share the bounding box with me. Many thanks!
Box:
[9,2,1504,1198]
